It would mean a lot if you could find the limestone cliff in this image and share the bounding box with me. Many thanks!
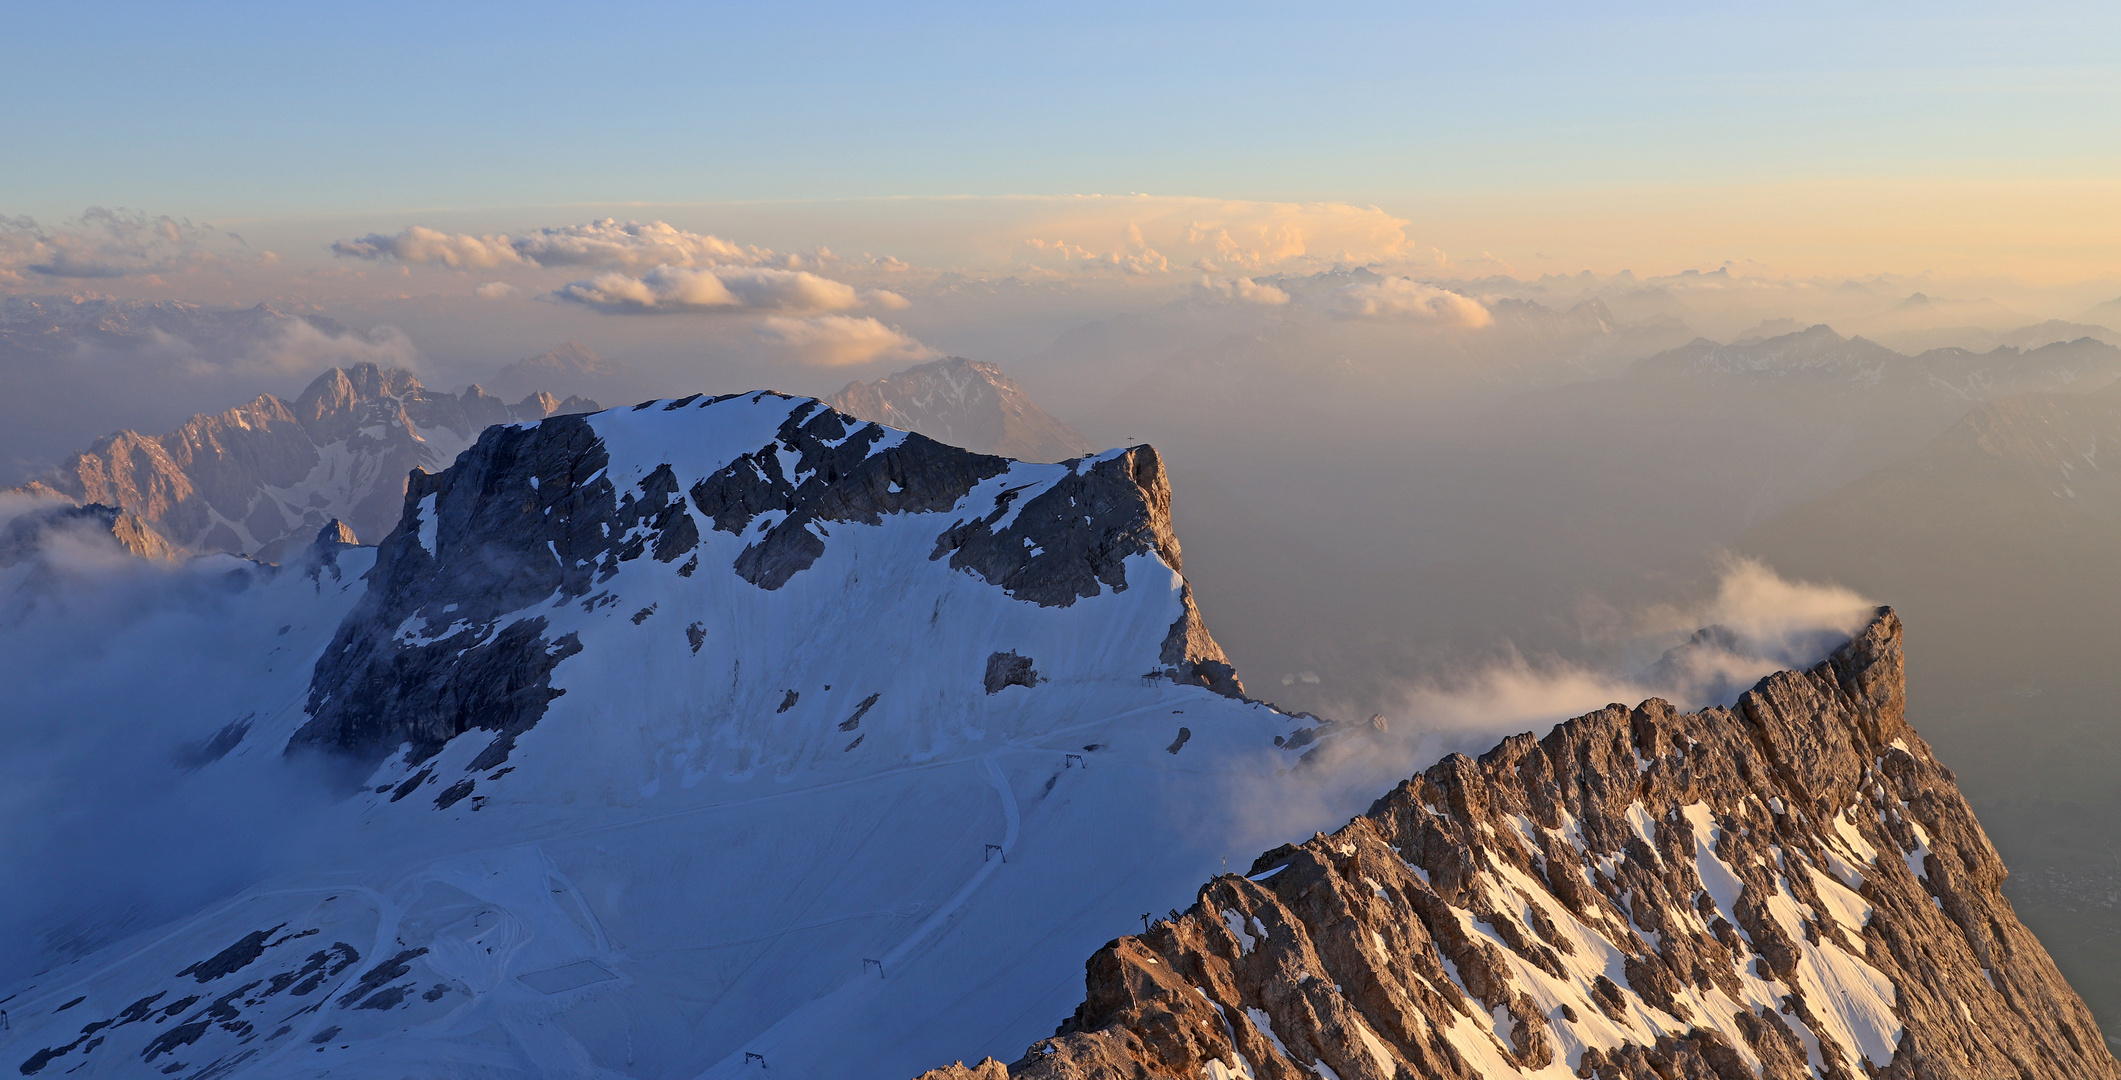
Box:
[24,363,597,562]
[922,611,2117,1080]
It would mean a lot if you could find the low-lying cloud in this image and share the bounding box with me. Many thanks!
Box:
[1252,559,1878,828]
[0,501,355,984]
[1328,277,1493,326]
[1198,275,1291,306]
[1,209,261,283]
[754,314,938,367]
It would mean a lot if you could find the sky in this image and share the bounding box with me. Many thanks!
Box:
[5,2,2120,282]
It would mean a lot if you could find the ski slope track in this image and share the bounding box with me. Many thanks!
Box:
[4,392,1367,1080]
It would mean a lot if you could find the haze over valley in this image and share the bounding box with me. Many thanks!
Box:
[7,4,2121,1077]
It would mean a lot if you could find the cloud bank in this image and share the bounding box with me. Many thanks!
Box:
[1329,277,1493,326]
[1009,197,1429,278]
[332,218,776,271]
[551,265,906,314]
[1,209,260,283]
[754,315,938,367]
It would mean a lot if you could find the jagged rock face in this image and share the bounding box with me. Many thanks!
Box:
[27,362,596,561]
[828,356,1095,463]
[0,500,176,568]
[292,391,1240,769]
[926,612,2117,1080]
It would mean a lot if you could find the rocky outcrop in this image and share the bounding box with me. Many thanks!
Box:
[829,356,1094,462]
[23,362,596,562]
[0,500,177,568]
[290,392,1241,768]
[924,611,2116,1079]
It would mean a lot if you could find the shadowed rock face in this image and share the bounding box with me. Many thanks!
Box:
[920,612,2119,1080]
[291,392,1241,770]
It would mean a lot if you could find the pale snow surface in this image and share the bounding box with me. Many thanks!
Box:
[0,394,1385,1080]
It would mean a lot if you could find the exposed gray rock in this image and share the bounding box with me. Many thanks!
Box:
[291,392,1247,774]
[985,651,1040,694]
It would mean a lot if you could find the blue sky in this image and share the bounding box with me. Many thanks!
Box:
[7,1,2118,221]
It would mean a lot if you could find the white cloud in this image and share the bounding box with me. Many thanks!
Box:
[474,281,518,299]
[331,218,774,272]
[510,219,773,270]
[0,209,255,282]
[754,315,938,368]
[332,225,522,268]
[552,265,884,314]
[1328,277,1493,327]
[1198,275,1290,305]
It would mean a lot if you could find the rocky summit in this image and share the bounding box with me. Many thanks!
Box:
[918,611,2116,1080]
[19,362,597,562]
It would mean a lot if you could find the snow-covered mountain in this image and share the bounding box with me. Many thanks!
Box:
[0,392,1348,1079]
[827,357,1094,462]
[3,393,2110,1080]
[18,363,598,562]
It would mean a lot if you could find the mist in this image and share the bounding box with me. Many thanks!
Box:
[0,495,360,987]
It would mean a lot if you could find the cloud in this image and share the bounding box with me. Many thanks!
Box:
[1198,275,1291,305]
[1006,197,1422,278]
[1245,561,1880,824]
[0,506,361,985]
[331,218,774,272]
[553,265,899,314]
[1328,277,1493,326]
[754,315,938,367]
[511,219,773,270]
[0,209,254,282]
[474,281,518,299]
[234,319,420,377]
[332,225,523,269]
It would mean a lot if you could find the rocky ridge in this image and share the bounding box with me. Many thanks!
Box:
[20,363,597,562]
[828,356,1094,462]
[291,391,1239,770]
[1636,325,2121,397]
[0,499,177,569]
[921,611,2118,1079]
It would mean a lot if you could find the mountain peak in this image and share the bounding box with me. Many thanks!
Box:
[21,363,598,563]
[828,356,1094,462]
[926,609,2117,1080]
[292,390,1238,770]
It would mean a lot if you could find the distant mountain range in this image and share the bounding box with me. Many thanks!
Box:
[485,341,654,405]
[16,364,596,562]
[827,356,1093,462]
[1635,323,2121,396]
